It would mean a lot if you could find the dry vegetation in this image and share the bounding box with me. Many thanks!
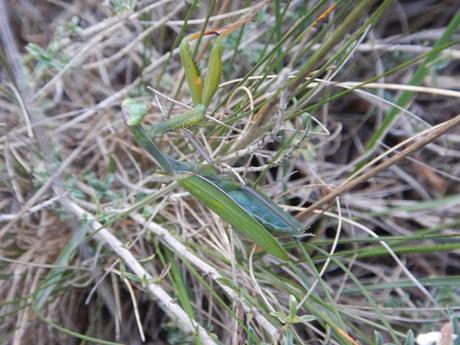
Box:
[0,1,460,344]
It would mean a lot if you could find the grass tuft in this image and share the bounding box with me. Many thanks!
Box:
[1,1,459,344]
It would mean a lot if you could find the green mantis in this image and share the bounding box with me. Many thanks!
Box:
[123,18,307,260]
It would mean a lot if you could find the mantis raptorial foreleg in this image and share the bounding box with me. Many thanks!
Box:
[145,17,253,138]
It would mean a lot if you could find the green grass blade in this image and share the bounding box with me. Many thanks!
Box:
[33,305,123,345]
[33,226,88,310]
[164,248,196,319]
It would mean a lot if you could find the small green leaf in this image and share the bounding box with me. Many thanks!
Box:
[373,331,383,345]
[111,0,136,14]
[288,295,297,319]
[404,330,415,345]
[281,330,294,345]
[296,315,316,324]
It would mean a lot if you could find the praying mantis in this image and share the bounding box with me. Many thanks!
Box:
[123,17,307,260]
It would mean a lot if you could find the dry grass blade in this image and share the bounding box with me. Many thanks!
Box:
[300,114,460,217]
